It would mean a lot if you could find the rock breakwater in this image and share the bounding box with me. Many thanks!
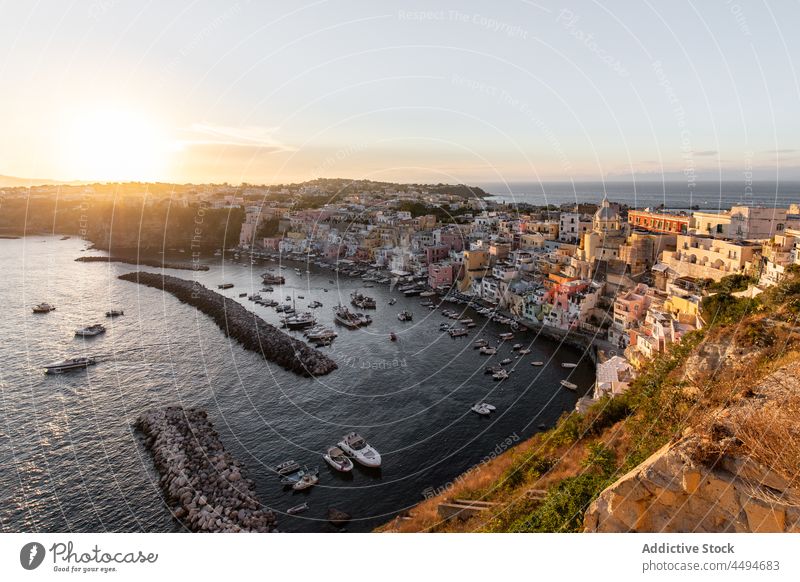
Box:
[118,271,337,376]
[137,407,277,532]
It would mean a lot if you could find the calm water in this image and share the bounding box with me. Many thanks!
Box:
[480,180,800,211]
[0,237,593,533]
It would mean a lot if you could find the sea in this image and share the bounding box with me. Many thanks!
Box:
[479,180,800,211]
[0,236,594,533]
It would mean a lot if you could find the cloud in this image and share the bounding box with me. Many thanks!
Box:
[176,123,296,153]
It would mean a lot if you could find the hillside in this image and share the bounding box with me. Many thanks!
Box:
[380,271,800,533]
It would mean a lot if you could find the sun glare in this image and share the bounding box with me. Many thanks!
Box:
[62,109,169,182]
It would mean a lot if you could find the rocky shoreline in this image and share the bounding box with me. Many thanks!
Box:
[118,271,338,377]
[137,407,277,533]
[77,255,208,271]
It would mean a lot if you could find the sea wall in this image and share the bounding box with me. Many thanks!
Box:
[77,255,208,271]
[118,271,337,377]
[137,407,277,533]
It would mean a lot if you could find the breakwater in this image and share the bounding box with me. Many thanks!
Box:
[137,407,277,532]
[77,255,209,271]
[118,271,337,376]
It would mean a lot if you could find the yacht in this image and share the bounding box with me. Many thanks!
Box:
[32,302,56,313]
[105,309,124,317]
[337,432,381,468]
[43,356,96,374]
[323,446,354,472]
[397,310,413,322]
[75,324,106,337]
[471,403,496,416]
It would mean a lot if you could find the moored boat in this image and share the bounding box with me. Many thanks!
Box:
[33,302,56,313]
[560,380,578,390]
[323,446,354,472]
[105,309,124,317]
[561,362,578,369]
[43,356,96,374]
[75,324,106,337]
[337,432,381,468]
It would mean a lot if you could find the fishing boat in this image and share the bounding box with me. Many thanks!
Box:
[105,309,124,317]
[32,302,56,313]
[561,362,578,369]
[560,380,578,390]
[292,470,319,491]
[333,305,372,328]
[282,312,317,330]
[337,432,381,468]
[350,291,376,309]
[43,356,96,374]
[323,446,354,472]
[261,273,286,285]
[75,324,106,337]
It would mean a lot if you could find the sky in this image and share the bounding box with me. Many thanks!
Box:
[0,0,799,185]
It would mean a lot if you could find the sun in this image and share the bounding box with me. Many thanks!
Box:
[61,108,170,182]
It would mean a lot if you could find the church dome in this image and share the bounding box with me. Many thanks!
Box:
[594,195,619,222]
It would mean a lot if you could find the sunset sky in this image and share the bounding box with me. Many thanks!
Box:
[1,0,798,185]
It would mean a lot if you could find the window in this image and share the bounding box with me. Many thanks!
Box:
[716,224,724,234]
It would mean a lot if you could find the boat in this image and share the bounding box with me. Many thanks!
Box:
[337,432,381,467]
[43,356,97,374]
[105,309,124,317]
[466,322,476,328]
[473,339,488,349]
[512,343,523,351]
[479,346,497,355]
[471,403,495,416]
[449,328,468,337]
[485,365,503,374]
[32,302,56,313]
[238,292,247,297]
[261,273,286,285]
[397,310,413,322]
[499,332,514,341]
[419,290,435,297]
[75,324,106,337]
[390,332,397,341]
[350,291,376,309]
[499,358,512,365]
[248,294,262,301]
[334,305,372,328]
[292,470,319,491]
[518,348,531,355]
[561,363,578,369]
[323,446,354,472]
[286,502,309,515]
[217,283,234,289]
[493,369,509,380]
[531,361,544,366]
[560,380,578,390]
[283,312,317,330]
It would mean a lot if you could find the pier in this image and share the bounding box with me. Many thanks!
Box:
[119,271,337,376]
[137,407,277,533]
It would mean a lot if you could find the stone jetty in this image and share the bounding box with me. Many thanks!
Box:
[118,271,337,377]
[137,407,277,533]
[77,255,209,270]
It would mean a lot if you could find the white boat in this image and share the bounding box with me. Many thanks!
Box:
[43,356,96,374]
[75,324,106,337]
[471,402,495,416]
[493,370,509,381]
[518,348,531,355]
[499,358,512,365]
[561,363,578,369]
[499,332,514,341]
[531,361,544,366]
[473,339,488,348]
[286,502,309,515]
[560,380,578,390]
[323,446,354,472]
[397,310,413,322]
[32,302,56,313]
[337,432,381,468]
[292,470,319,491]
[512,343,522,350]
[479,346,497,355]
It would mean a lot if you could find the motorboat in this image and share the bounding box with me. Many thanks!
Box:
[485,365,503,375]
[43,356,96,374]
[493,369,509,381]
[518,348,531,355]
[292,470,319,491]
[337,432,381,468]
[75,324,106,337]
[350,291,376,309]
[479,346,497,355]
[105,309,124,317]
[282,312,317,330]
[217,283,234,289]
[390,332,398,341]
[286,502,309,515]
[561,363,578,369]
[33,302,56,313]
[397,310,413,322]
[499,332,514,341]
[473,339,488,349]
[512,343,523,351]
[471,403,495,416]
[248,294,262,301]
[531,361,544,367]
[449,328,468,337]
[499,358,512,365]
[323,446,354,472]
[560,380,578,390]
